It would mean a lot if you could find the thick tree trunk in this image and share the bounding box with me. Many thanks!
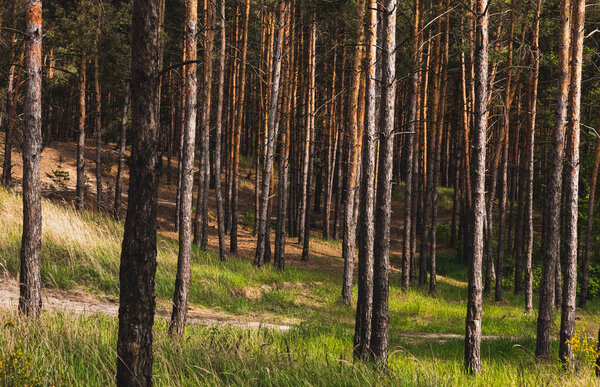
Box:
[559,0,585,363]
[370,0,396,364]
[169,0,198,338]
[116,0,160,384]
[254,0,287,268]
[76,53,87,210]
[342,0,365,305]
[464,0,488,374]
[19,0,43,319]
[354,0,377,361]
[113,95,130,219]
[536,0,567,358]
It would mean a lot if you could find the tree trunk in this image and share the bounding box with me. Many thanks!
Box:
[230,0,251,254]
[113,95,130,219]
[19,0,43,319]
[580,136,600,308]
[94,56,103,211]
[559,0,585,363]
[354,0,377,361]
[342,0,366,305]
[254,0,287,268]
[76,53,87,210]
[536,0,567,358]
[464,0,488,374]
[213,0,227,262]
[169,0,198,338]
[116,0,160,383]
[370,0,396,364]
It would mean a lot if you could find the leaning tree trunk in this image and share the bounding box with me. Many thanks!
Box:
[370,0,396,365]
[19,0,43,319]
[113,95,130,219]
[354,0,377,361]
[213,0,227,262]
[254,0,287,268]
[464,0,488,375]
[169,0,198,338]
[116,0,160,384]
[76,53,87,210]
[536,0,567,359]
[559,0,585,364]
[342,0,365,305]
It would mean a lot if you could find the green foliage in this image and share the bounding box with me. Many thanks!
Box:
[242,210,256,230]
[45,164,70,190]
[0,333,52,387]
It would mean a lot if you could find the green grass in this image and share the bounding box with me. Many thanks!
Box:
[1,189,600,385]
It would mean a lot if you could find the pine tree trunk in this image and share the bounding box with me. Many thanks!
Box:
[370,0,396,364]
[559,0,585,363]
[116,0,160,383]
[94,56,103,211]
[464,0,488,374]
[214,0,227,262]
[19,0,43,319]
[536,0,567,358]
[76,53,87,210]
[354,0,377,360]
[342,0,366,305]
[113,95,129,219]
[254,0,287,268]
[169,0,198,338]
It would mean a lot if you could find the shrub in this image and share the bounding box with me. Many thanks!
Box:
[243,210,256,230]
[0,338,50,386]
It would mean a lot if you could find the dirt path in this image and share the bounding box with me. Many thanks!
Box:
[0,278,292,332]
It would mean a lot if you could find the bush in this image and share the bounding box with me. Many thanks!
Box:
[242,210,256,230]
[0,336,50,386]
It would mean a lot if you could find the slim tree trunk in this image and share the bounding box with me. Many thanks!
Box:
[94,56,103,211]
[230,0,251,254]
[559,0,585,363]
[19,0,43,319]
[116,0,160,383]
[402,0,420,291]
[113,95,130,219]
[464,0,488,374]
[213,0,227,262]
[169,0,198,338]
[76,53,87,210]
[354,0,377,361]
[370,0,396,364]
[580,137,600,308]
[536,0,567,358]
[342,0,366,305]
[254,0,287,268]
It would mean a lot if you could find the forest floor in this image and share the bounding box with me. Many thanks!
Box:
[1,137,599,386]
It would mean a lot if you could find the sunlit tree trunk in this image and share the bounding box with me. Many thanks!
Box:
[19,0,43,319]
[169,0,198,338]
[76,53,87,210]
[464,0,488,374]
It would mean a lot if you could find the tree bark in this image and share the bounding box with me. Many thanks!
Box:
[94,56,103,211]
[536,0,567,358]
[254,0,287,268]
[19,0,43,319]
[169,0,198,338]
[370,0,396,364]
[116,0,160,384]
[342,0,366,305]
[354,0,377,361]
[113,95,130,219]
[559,0,585,363]
[76,53,87,210]
[464,0,488,374]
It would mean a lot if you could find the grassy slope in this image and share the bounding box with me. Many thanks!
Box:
[1,190,599,386]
